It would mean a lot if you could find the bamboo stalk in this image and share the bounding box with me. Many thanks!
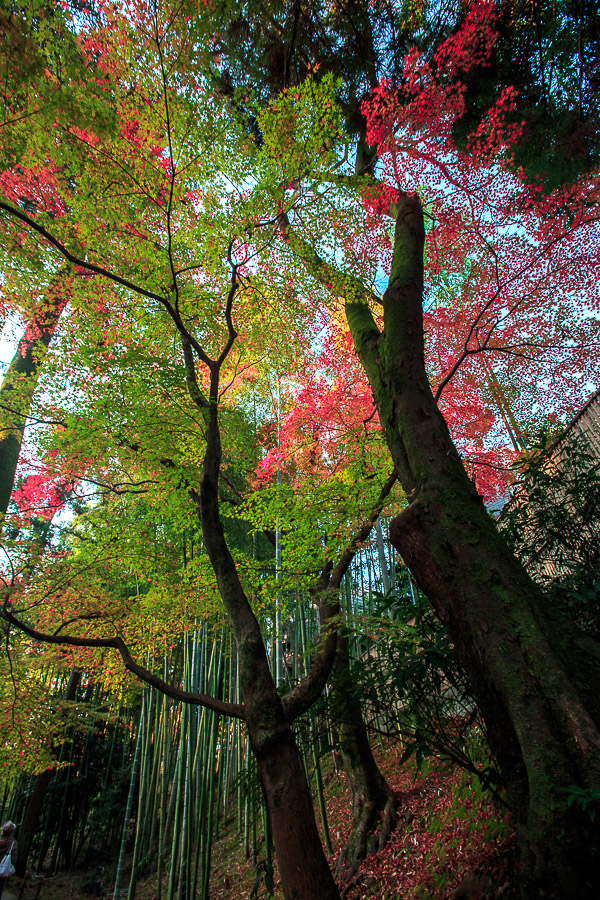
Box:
[113,705,144,900]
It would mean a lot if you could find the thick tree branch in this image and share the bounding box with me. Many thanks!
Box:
[0,605,243,718]
[283,469,398,722]
[278,210,382,308]
[181,336,210,410]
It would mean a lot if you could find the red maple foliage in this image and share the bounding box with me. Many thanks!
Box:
[354,0,600,497]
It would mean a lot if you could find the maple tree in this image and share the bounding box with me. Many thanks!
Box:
[0,4,399,898]
[205,2,600,898]
[0,273,72,519]
[1,2,600,899]
[0,0,118,519]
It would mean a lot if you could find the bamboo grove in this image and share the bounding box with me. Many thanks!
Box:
[1,1,600,898]
[2,531,484,899]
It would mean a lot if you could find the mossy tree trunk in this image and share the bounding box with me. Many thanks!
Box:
[195,328,397,898]
[343,192,600,899]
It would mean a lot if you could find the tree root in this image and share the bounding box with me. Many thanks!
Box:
[335,786,399,885]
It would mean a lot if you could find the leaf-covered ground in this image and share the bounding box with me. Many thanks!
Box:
[207,743,516,899]
[334,753,515,899]
[8,745,515,900]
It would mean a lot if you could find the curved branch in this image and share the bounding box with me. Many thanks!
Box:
[0,201,168,304]
[283,469,398,722]
[1,605,244,719]
[0,200,214,368]
[215,250,239,372]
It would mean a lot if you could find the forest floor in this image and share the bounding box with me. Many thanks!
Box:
[207,743,515,900]
[7,743,516,900]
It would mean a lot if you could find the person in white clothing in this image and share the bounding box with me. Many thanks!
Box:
[0,822,17,899]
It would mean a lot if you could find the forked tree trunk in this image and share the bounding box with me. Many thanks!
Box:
[198,396,341,900]
[345,192,600,899]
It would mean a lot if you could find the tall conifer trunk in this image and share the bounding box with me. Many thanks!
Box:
[345,192,600,899]
[0,269,70,518]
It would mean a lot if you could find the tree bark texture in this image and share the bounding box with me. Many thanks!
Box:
[330,631,397,879]
[345,192,600,899]
[0,271,69,518]
[247,716,340,900]
[199,402,340,900]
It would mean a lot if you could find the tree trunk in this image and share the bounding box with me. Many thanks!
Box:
[344,192,600,899]
[0,271,70,518]
[16,669,81,876]
[246,713,340,900]
[330,631,397,880]
[197,389,341,900]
